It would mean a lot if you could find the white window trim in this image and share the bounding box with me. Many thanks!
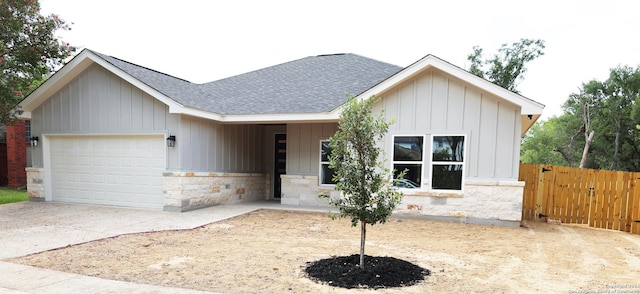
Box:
[319,140,336,186]
[429,134,466,193]
[391,134,426,190]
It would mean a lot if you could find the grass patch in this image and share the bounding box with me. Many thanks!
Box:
[0,188,28,205]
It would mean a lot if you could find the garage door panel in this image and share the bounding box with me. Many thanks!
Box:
[50,136,165,209]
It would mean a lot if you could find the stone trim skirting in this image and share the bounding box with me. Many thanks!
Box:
[280,175,338,207]
[280,175,524,226]
[396,180,524,223]
[25,167,45,201]
[163,172,267,212]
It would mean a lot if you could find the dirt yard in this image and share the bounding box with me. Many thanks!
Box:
[8,209,640,293]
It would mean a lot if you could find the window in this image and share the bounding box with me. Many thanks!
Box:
[431,135,465,191]
[392,136,424,189]
[25,120,31,144]
[320,140,336,185]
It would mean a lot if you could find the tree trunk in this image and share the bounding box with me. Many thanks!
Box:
[360,221,366,269]
[553,147,573,167]
[610,117,621,170]
[579,130,595,168]
[553,126,583,167]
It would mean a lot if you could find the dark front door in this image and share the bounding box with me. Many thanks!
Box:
[274,134,286,199]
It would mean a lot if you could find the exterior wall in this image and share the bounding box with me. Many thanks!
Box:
[280,175,339,207]
[373,69,522,181]
[280,123,339,206]
[397,180,524,226]
[286,123,338,175]
[0,144,6,186]
[28,64,267,210]
[25,167,44,201]
[176,116,264,173]
[6,120,27,188]
[281,69,525,225]
[29,64,180,168]
[163,171,267,212]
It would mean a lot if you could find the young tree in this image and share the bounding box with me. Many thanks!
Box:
[324,95,403,269]
[467,38,545,93]
[1,0,75,124]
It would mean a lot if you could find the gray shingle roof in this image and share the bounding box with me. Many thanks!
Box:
[91,50,402,115]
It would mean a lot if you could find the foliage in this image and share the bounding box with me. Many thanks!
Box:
[323,95,403,269]
[467,38,545,93]
[520,120,566,165]
[521,65,640,171]
[1,0,75,124]
[0,188,28,204]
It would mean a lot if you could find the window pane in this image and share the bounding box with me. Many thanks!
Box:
[321,141,332,162]
[432,136,464,162]
[321,164,336,185]
[431,164,463,190]
[393,136,423,161]
[393,164,421,188]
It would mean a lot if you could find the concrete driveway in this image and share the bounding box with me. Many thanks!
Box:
[0,200,315,293]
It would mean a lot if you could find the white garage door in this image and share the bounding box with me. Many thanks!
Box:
[49,135,165,209]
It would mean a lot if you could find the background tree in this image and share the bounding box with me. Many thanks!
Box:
[1,0,74,124]
[467,38,545,93]
[595,66,640,170]
[553,85,601,168]
[520,120,566,165]
[324,95,403,269]
[520,65,640,171]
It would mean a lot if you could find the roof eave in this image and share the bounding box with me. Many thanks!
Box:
[179,106,340,124]
[18,50,95,118]
[355,55,544,112]
[18,49,184,119]
[344,54,545,137]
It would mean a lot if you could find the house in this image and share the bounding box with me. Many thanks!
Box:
[18,49,543,226]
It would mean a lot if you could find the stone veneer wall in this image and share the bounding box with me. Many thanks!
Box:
[25,167,45,201]
[280,176,524,227]
[395,180,525,227]
[163,172,267,212]
[280,175,339,207]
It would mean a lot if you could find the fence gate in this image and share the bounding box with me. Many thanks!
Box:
[519,163,640,235]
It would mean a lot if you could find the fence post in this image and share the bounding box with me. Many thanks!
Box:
[631,173,640,234]
[535,165,545,221]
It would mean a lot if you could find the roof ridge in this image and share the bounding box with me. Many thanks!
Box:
[316,53,347,57]
[88,49,192,84]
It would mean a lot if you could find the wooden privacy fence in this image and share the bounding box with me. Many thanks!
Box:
[519,163,640,235]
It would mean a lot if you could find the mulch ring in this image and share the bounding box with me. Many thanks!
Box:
[304,254,430,289]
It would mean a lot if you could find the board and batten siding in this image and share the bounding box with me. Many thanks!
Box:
[177,116,264,173]
[30,65,179,167]
[372,69,522,180]
[286,123,338,176]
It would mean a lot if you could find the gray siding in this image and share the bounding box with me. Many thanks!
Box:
[30,65,179,167]
[373,69,522,180]
[286,123,338,175]
[177,116,264,173]
[32,64,266,173]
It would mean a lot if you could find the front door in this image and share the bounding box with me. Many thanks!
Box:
[273,134,286,198]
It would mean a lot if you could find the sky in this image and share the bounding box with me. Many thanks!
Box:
[40,0,640,119]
